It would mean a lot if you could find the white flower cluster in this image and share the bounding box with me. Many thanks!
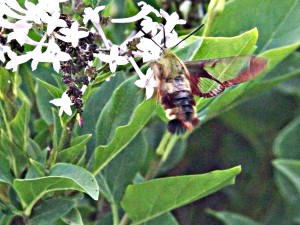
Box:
[0,0,186,116]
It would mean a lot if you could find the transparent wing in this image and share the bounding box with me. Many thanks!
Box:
[184,56,268,97]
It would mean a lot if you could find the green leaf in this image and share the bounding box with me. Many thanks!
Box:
[33,119,50,149]
[35,83,56,125]
[194,28,258,60]
[275,52,300,96]
[121,166,241,224]
[58,134,92,164]
[35,78,63,99]
[92,77,156,175]
[98,133,147,202]
[0,131,28,177]
[28,198,75,225]
[273,159,300,223]
[143,213,179,225]
[273,116,300,159]
[28,158,45,177]
[0,152,13,185]
[207,209,262,225]
[209,0,300,52]
[13,163,99,214]
[9,102,30,150]
[77,73,125,157]
[61,208,84,225]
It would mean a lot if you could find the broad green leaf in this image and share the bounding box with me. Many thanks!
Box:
[28,198,75,225]
[98,133,147,202]
[208,0,300,52]
[9,102,30,150]
[273,159,300,224]
[273,116,300,159]
[77,73,125,157]
[13,163,99,213]
[207,209,262,225]
[121,166,241,224]
[36,82,57,125]
[194,28,258,60]
[143,212,179,225]
[58,134,92,164]
[62,208,84,225]
[33,119,50,148]
[28,158,45,177]
[266,51,300,96]
[0,131,28,177]
[0,152,13,185]
[95,77,144,146]
[92,77,156,175]
[36,78,63,99]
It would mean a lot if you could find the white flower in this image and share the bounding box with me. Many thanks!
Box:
[40,37,71,73]
[0,44,12,63]
[160,9,186,34]
[129,57,157,99]
[83,6,105,24]
[24,0,47,24]
[111,1,161,23]
[82,6,109,49]
[135,37,162,62]
[95,45,128,73]
[5,35,45,71]
[41,11,67,35]
[50,85,88,116]
[49,92,74,116]
[55,22,89,47]
[7,20,33,45]
[165,30,184,49]
[5,53,31,71]
[38,0,69,14]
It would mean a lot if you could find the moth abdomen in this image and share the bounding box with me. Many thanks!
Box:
[163,91,199,134]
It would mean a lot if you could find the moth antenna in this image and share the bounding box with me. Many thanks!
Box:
[136,24,164,51]
[171,24,204,50]
[162,24,166,48]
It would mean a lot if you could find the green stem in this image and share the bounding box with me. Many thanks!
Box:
[156,131,171,156]
[111,201,119,225]
[119,214,129,225]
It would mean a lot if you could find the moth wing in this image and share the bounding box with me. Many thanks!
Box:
[184,56,268,97]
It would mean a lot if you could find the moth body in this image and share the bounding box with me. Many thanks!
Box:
[152,49,199,134]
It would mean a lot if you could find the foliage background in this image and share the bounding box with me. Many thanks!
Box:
[0,0,300,225]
